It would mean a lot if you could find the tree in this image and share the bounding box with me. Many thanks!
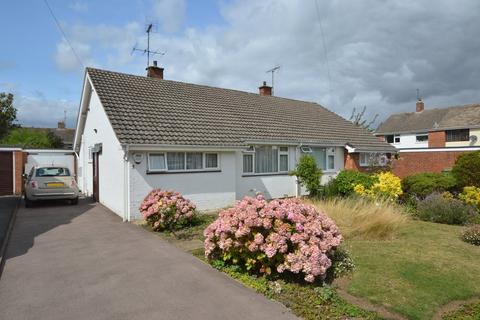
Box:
[349,105,378,131]
[47,131,64,148]
[0,92,18,139]
[1,128,62,149]
[452,151,480,188]
[290,155,323,197]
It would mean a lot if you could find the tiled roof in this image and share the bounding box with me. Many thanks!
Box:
[86,68,395,152]
[376,103,480,134]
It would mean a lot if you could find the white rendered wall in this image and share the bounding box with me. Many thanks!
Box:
[78,88,125,218]
[386,133,428,149]
[128,151,237,219]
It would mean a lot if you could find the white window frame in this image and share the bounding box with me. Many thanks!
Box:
[242,146,289,175]
[326,147,335,171]
[393,134,401,144]
[415,133,428,143]
[148,152,220,173]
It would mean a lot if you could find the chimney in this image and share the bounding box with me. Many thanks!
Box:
[57,121,65,129]
[146,61,164,79]
[416,99,424,112]
[259,81,272,96]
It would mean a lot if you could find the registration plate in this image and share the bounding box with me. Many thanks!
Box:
[46,182,64,187]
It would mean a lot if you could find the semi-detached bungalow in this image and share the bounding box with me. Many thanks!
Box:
[73,65,395,221]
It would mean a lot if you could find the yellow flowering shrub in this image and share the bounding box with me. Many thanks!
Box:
[442,191,454,201]
[459,186,480,211]
[354,171,403,200]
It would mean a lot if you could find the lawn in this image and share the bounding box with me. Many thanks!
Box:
[344,220,480,320]
[138,202,480,320]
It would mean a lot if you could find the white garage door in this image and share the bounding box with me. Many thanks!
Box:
[25,150,75,175]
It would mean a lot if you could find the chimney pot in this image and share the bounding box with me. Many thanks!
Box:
[146,64,164,79]
[57,121,65,129]
[416,99,424,112]
[259,81,272,96]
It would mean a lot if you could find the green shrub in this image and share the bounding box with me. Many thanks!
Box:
[461,224,480,246]
[452,151,480,188]
[402,172,456,198]
[330,170,375,197]
[290,155,322,197]
[416,193,478,225]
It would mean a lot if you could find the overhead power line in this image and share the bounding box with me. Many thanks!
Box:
[314,0,332,97]
[43,0,85,69]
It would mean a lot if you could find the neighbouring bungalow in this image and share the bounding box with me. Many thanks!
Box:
[375,99,480,177]
[73,63,395,221]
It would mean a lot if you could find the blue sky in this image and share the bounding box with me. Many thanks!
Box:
[2,0,480,129]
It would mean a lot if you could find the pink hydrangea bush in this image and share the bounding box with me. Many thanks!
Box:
[140,189,196,231]
[204,195,342,282]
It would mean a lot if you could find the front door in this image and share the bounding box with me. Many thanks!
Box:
[92,152,99,201]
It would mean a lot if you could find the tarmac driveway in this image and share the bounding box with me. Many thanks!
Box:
[0,199,296,320]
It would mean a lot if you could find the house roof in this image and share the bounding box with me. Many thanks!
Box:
[85,68,395,152]
[376,103,480,135]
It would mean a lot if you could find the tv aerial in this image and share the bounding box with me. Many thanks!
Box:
[131,23,165,67]
[266,65,280,95]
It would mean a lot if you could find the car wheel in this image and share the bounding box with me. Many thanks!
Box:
[71,197,79,205]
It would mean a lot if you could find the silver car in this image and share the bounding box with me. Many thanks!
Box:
[24,166,79,207]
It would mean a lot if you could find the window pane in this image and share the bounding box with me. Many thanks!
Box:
[312,147,326,170]
[446,129,470,142]
[167,152,185,170]
[150,154,166,170]
[280,154,288,171]
[255,146,278,173]
[279,146,288,152]
[243,154,253,173]
[186,152,203,170]
[416,134,428,142]
[385,135,394,143]
[360,153,367,165]
[327,155,335,170]
[205,153,218,168]
[394,135,400,143]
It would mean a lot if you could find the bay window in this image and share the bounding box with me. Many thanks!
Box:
[308,147,336,171]
[242,146,289,174]
[148,152,219,172]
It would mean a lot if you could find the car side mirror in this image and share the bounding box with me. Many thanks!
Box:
[22,173,28,179]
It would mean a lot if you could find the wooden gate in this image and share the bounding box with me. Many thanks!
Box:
[0,152,13,196]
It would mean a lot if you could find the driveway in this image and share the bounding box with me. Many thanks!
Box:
[0,196,19,255]
[0,199,296,320]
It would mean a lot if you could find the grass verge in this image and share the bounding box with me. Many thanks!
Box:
[443,301,480,319]
[345,220,480,319]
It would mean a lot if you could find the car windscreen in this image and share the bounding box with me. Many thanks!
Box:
[35,167,71,177]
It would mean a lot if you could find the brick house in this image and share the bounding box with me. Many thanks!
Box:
[375,99,480,177]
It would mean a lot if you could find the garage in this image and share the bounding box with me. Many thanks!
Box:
[0,151,14,196]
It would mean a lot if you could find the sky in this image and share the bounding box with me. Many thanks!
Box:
[1,0,480,129]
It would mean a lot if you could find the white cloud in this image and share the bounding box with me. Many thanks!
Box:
[49,0,480,128]
[153,0,186,33]
[70,1,88,13]
[15,94,77,128]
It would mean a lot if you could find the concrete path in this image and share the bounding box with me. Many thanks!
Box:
[0,199,296,320]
